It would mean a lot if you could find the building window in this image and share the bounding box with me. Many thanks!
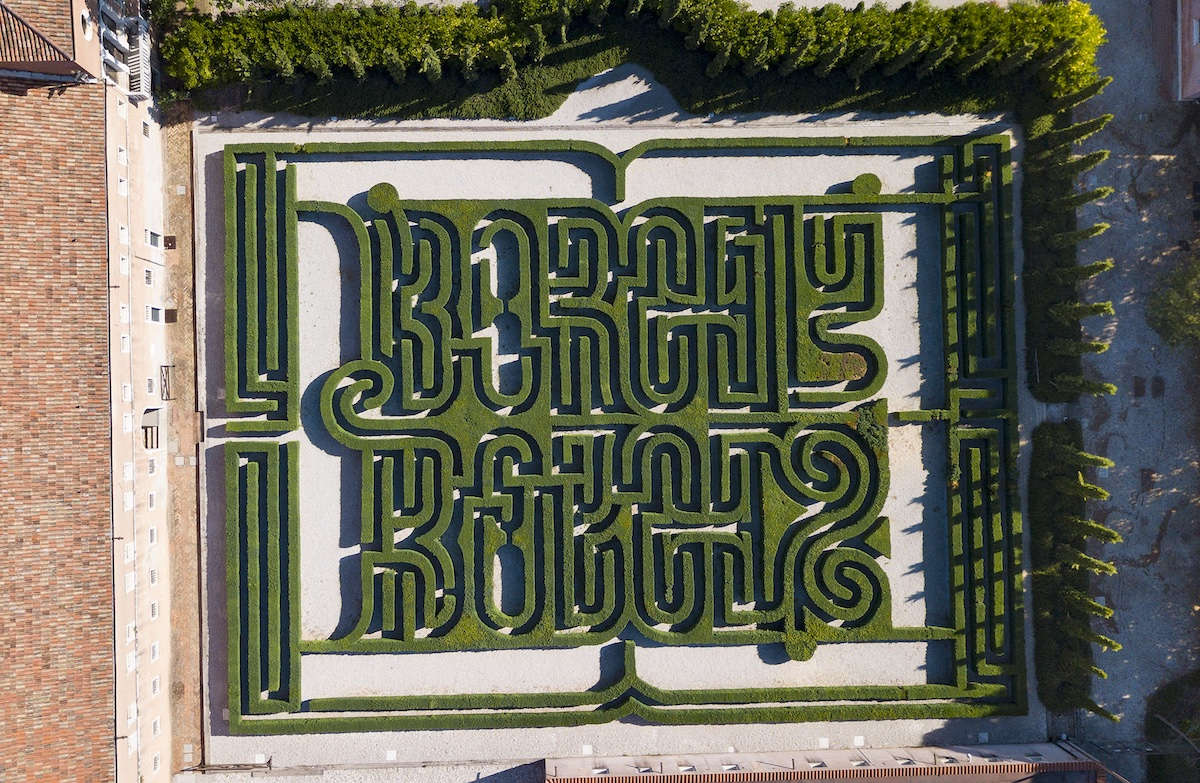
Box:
[125,651,136,673]
[145,306,163,323]
[147,491,156,511]
[152,753,160,772]
[149,568,159,585]
[126,702,137,725]
[150,641,159,662]
[117,145,127,165]
[118,176,128,197]
[125,621,136,643]
[143,121,151,138]
[119,254,129,275]
[146,376,155,395]
[128,732,137,755]
[118,224,129,245]
[145,230,162,248]
[119,304,129,324]
[124,541,136,563]
[147,458,157,477]
[117,98,127,118]
[149,600,159,620]
[144,268,153,286]
[121,383,132,403]
[123,461,134,481]
[150,676,161,696]
[125,571,136,593]
[122,413,134,433]
[123,491,135,511]
[152,717,161,737]
[120,334,130,353]
[1193,18,1199,46]
[148,525,158,544]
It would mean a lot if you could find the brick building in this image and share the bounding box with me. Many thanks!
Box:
[1,0,172,780]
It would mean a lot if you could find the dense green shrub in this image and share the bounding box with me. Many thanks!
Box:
[1030,421,1122,720]
[1148,252,1200,348]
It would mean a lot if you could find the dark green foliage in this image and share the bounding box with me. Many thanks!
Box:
[1030,422,1120,719]
[1146,670,1200,782]
[1054,186,1113,211]
[844,46,880,87]
[419,43,442,83]
[1050,299,1115,323]
[529,23,548,62]
[813,38,847,78]
[222,135,1032,732]
[994,42,1034,75]
[1037,114,1113,150]
[1148,251,1200,348]
[953,39,998,80]
[915,36,956,80]
[1051,374,1118,397]
[301,49,333,84]
[1046,338,1110,356]
[344,44,365,81]
[880,36,926,77]
[704,46,729,78]
[383,47,406,85]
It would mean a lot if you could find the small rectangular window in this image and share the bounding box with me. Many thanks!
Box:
[126,651,136,673]
[150,676,161,696]
[124,541,136,563]
[149,600,159,620]
[117,98,127,118]
[146,230,162,248]
[118,225,129,245]
[1193,18,1199,46]
[146,376,155,395]
[149,567,159,585]
[122,413,133,433]
[117,145,127,165]
[123,490,135,510]
[143,121,151,137]
[148,525,158,543]
[123,461,134,481]
[126,702,137,725]
[119,254,129,275]
[145,306,162,323]
[120,334,130,353]
[121,383,132,402]
[125,571,136,593]
[152,753,160,772]
[117,177,128,197]
[125,621,135,643]
[147,492,156,511]
[151,717,160,737]
[144,268,153,286]
[150,641,159,661]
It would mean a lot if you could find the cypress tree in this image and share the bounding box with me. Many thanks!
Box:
[954,39,999,80]
[813,39,847,78]
[588,0,610,26]
[558,0,572,42]
[1054,544,1118,577]
[343,44,365,81]
[705,46,730,78]
[1046,338,1110,356]
[1054,76,1114,112]
[1049,222,1110,249]
[1037,114,1113,150]
[1052,374,1118,397]
[881,37,928,77]
[778,40,811,76]
[1061,515,1123,544]
[1051,472,1110,501]
[1049,299,1115,323]
[500,50,518,81]
[1032,39,1074,73]
[994,42,1034,75]
[530,24,548,63]
[1050,442,1115,468]
[845,46,880,87]
[915,35,956,80]
[383,47,405,84]
[420,43,442,83]
[1062,587,1115,619]
[267,41,295,80]
[302,49,333,84]
[1054,149,1110,179]
[1054,187,1115,211]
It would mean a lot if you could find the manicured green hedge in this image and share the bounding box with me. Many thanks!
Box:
[1029,421,1122,720]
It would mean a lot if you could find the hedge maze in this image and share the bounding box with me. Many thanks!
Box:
[223,136,1027,733]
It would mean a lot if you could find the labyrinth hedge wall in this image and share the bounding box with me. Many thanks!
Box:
[222,135,1031,733]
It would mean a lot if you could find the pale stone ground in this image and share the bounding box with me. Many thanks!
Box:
[190,67,1045,777]
[1048,1,1200,781]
